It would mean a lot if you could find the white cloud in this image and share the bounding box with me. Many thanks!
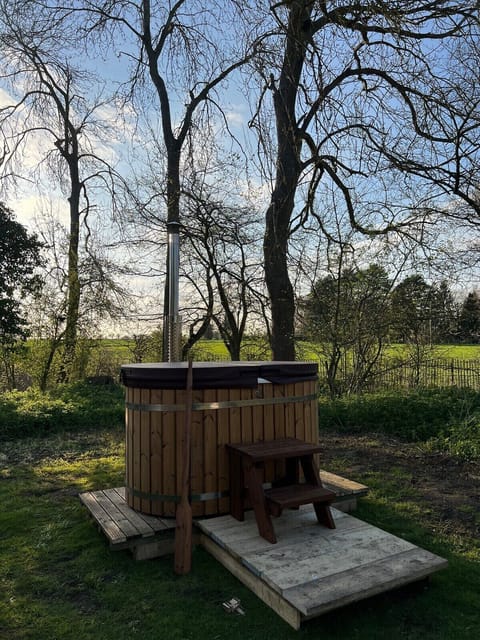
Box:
[239,177,272,210]
[11,193,69,230]
[0,87,14,107]
[225,109,246,127]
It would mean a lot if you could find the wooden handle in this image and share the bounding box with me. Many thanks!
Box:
[174,358,194,575]
[181,359,193,496]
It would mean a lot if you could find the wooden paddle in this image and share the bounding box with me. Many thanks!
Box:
[174,358,193,574]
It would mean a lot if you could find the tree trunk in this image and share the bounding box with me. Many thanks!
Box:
[264,197,296,360]
[60,164,81,381]
[225,333,242,361]
[263,1,312,361]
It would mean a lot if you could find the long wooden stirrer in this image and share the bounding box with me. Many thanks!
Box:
[174,358,193,574]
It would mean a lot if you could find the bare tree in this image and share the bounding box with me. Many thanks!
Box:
[0,6,125,380]
[23,210,129,388]
[249,1,480,360]
[182,188,264,360]
[71,0,262,360]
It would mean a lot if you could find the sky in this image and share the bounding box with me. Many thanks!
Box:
[1,1,479,338]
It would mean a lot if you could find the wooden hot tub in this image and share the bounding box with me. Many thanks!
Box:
[120,361,319,517]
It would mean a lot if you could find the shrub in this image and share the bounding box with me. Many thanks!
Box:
[431,413,480,461]
[318,387,480,442]
[0,381,124,441]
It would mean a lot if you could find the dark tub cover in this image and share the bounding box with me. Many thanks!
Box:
[120,361,318,390]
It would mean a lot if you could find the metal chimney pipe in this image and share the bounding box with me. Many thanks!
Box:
[166,221,181,362]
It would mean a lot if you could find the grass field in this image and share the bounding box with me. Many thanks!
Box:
[75,339,480,364]
[0,427,478,640]
[191,341,480,362]
[0,378,479,638]
[10,339,479,393]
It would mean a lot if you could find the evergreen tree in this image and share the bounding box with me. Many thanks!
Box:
[390,275,433,344]
[0,202,43,344]
[430,280,457,344]
[458,291,480,343]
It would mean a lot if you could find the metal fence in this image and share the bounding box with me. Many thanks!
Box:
[188,347,480,392]
[317,357,480,392]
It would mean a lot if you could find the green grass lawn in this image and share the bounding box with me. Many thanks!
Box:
[1,427,479,640]
[244,340,480,365]
[13,339,479,393]
[91,339,480,364]
[300,342,480,362]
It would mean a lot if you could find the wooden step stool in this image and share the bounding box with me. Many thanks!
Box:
[226,438,336,543]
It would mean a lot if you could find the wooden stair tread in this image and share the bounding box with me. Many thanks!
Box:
[265,484,336,509]
[226,438,323,462]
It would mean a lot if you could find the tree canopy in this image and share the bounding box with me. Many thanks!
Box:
[458,291,480,343]
[0,202,43,343]
[0,1,479,364]
[254,0,480,358]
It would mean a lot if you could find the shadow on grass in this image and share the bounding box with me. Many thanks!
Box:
[1,440,478,640]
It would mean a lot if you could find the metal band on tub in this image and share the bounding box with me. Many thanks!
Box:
[126,482,273,503]
[125,392,318,413]
[126,486,230,503]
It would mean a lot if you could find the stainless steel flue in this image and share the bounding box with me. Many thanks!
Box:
[165,221,181,362]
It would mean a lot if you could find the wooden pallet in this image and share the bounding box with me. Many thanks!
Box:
[79,487,179,560]
[319,470,368,512]
[198,506,448,630]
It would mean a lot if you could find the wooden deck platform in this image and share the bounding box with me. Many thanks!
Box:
[79,471,367,559]
[79,477,445,628]
[197,507,448,630]
[79,487,178,560]
[319,469,367,512]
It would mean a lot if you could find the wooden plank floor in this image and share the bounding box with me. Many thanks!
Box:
[319,470,367,511]
[79,487,177,559]
[197,506,448,630]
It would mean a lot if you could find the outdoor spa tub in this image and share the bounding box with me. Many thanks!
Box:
[120,361,319,517]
